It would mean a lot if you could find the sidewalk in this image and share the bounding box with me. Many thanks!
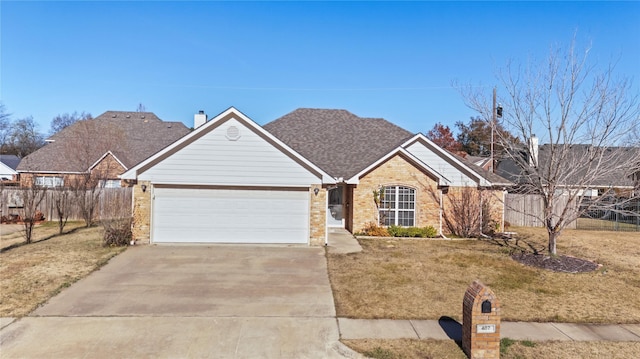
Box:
[328,229,640,343]
[338,318,640,342]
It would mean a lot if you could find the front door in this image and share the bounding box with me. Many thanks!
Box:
[327,186,344,227]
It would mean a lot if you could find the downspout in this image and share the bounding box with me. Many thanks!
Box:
[479,187,491,238]
[130,181,136,245]
[439,187,449,239]
[324,186,329,246]
[502,188,507,232]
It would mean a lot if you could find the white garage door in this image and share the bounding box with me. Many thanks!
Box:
[152,187,309,244]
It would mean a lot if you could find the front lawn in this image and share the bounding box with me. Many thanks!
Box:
[0,226,126,317]
[329,227,640,358]
[327,227,640,323]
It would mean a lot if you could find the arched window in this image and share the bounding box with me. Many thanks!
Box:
[379,186,415,226]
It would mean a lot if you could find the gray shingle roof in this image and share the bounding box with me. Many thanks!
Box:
[263,108,414,179]
[17,111,189,173]
[0,155,21,170]
[449,152,512,186]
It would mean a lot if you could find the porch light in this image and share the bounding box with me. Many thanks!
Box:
[141,184,147,192]
[314,187,320,196]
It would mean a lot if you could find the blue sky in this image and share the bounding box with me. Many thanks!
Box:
[2,1,639,135]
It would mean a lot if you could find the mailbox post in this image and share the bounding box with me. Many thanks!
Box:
[462,280,500,359]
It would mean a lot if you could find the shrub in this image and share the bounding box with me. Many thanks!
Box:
[102,218,132,247]
[360,222,391,237]
[388,225,438,238]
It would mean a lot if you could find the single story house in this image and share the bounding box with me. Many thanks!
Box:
[17,111,189,188]
[122,107,511,246]
[0,154,21,182]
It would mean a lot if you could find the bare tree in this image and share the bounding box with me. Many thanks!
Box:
[19,183,47,244]
[136,103,146,112]
[50,111,92,135]
[70,174,104,228]
[461,38,640,255]
[6,116,45,157]
[51,187,72,234]
[421,182,495,238]
[0,103,11,154]
[64,120,125,227]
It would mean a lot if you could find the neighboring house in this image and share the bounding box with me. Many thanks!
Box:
[122,107,511,246]
[465,155,493,172]
[17,111,189,188]
[0,154,21,182]
[497,137,640,197]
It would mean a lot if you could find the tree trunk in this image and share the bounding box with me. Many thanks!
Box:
[548,231,558,256]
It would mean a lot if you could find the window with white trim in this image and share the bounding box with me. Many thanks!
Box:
[99,179,121,188]
[379,186,415,226]
[35,176,64,188]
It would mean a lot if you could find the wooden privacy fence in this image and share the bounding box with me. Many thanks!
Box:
[0,187,132,222]
[504,193,577,229]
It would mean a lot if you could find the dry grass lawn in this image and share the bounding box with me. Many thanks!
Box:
[327,227,640,323]
[1,221,86,250]
[342,339,640,359]
[0,226,126,317]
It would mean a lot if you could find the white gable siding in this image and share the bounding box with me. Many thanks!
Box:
[0,162,17,179]
[138,118,320,186]
[406,142,477,187]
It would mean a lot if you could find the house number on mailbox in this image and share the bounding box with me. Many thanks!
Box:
[476,324,496,334]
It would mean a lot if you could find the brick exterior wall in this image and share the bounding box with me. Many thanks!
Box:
[131,181,151,243]
[91,153,125,179]
[488,189,505,232]
[309,185,327,246]
[352,154,440,233]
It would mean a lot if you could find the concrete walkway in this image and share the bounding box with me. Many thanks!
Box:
[338,318,640,342]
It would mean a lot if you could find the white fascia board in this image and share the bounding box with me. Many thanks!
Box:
[403,134,491,187]
[120,107,336,184]
[88,151,128,172]
[345,147,450,186]
[140,181,316,188]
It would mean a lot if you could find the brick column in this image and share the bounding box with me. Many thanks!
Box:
[462,280,501,359]
[131,181,151,244]
[309,185,327,246]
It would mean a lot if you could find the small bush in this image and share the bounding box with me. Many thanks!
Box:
[388,225,438,238]
[102,218,132,247]
[360,222,391,237]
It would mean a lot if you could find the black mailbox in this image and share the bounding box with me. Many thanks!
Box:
[481,300,492,313]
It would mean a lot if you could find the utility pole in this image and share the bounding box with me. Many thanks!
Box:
[491,87,496,173]
[491,87,502,173]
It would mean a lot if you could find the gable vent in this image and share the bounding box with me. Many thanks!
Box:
[226,126,240,141]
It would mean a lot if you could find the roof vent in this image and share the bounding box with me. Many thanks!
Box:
[126,115,131,118]
[226,126,240,141]
[112,114,116,118]
[141,115,145,119]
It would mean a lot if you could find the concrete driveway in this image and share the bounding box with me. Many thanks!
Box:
[0,245,355,358]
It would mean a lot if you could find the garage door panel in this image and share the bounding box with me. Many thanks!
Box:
[152,188,309,244]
